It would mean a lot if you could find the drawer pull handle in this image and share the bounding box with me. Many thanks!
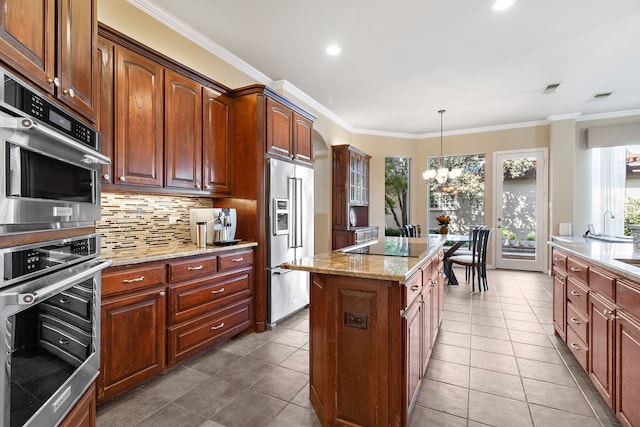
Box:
[123,276,144,284]
[231,257,244,262]
[570,290,581,296]
[211,288,225,294]
[553,257,562,262]
[570,317,580,325]
[58,338,70,345]
[59,297,71,304]
[570,342,580,351]
[211,322,225,330]
[570,266,581,272]
[188,265,204,271]
[411,285,420,291]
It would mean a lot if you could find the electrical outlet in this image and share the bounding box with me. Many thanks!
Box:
[168,216,180,224]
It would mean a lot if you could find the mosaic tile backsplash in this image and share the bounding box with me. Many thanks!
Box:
[97,192,213,251]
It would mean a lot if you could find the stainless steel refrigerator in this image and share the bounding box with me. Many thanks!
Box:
[267,158,314,327]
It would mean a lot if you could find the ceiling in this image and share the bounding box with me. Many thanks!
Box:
[134,0,640,137]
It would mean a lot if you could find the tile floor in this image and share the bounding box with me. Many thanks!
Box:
[96,268,621,427]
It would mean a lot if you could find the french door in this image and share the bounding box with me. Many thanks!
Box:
[494,149,547,272]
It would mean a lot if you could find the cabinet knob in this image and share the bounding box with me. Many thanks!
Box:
[48,77,60,87]
[102,174,110,180]
[63,87,75,98]
[159,291,166,297]
[195,184,201,189]
[569,290,581,296]
[570,317,580,325]
[205,184,212,190]
[410,285,420,292]
[119,176,126,182]
[570,342,580,351]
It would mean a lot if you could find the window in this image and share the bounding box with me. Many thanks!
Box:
[385,157,410,235]
[426,154,485,234]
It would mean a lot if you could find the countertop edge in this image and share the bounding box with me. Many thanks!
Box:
[103,241,258,267]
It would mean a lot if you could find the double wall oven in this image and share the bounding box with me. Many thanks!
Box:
[0,67,111,426]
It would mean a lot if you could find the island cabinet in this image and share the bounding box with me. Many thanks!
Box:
[308,249,444,427]
[98,248,255,403]
[550,246,640,427]
[0,0,98,122]
[59,382,96,427]
[97,25,232,196]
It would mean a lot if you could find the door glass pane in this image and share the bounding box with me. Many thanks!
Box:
[499,156,538,261]
[384,157,410,236]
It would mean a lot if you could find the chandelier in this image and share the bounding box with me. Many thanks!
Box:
[422,109,463,183]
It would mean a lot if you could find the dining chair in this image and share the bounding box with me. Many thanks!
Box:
[447,228,492,291]
[451,225,485,280]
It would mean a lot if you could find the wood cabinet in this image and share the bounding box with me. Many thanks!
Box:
[266,97,314,165]
[309,249,443,426]
[332,144,377,249]
[97,25,233,196]
[59,382,96,427]
[99,263,167,402]
[551,245,640,426]
[165,69,202,190]
[114,45,164,187]
[0,0,98,121]
[98,248,255,402]
[552,269,567,340]
[167,250,253,365]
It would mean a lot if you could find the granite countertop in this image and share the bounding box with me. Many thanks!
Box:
[548,235,640,282]
[282,235,447,283]
[102,241,258,267]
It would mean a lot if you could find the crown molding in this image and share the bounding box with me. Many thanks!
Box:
[576,108,640,122]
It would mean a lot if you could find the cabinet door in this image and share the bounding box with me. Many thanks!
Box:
[97,36,114,183]
[99,286,166,402]
[266,97,293,158]
[165,69,202,190]
[0,0,55,94]
[589,292,615,408]
[552,271,566,340]
[203,87,232,195]
[293,111,313,164]
[57,0,97,121]
[422,284,433,375]
[59,382,96,427]
[114,46,164,187]
[616,312,640,427]
[405,300,421,407]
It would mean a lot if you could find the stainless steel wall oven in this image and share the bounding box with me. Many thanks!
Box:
[0,67,109,233]
[0,234,110,426]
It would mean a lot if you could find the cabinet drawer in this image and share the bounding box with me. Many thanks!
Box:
[567,277,589,314]
[168,269,252,325]
[404,271,422,309]
[566,327,588,371]
[589,267,616,302]
[169,255,218,282]
[102,265,166,297]
[567,302,588,345]
[567,257,589,283]
[421,259,433,286]
[167,297,251,365]
[552,250,568,271]
[617,278,640,322]
[218,250,253,271]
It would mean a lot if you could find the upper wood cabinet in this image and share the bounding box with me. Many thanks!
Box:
[97,37,114,183]
[0,0,98,122]
[203,87,232,196]
[114,46,164,187]
[266,97,314,165]
[165,69,203,190]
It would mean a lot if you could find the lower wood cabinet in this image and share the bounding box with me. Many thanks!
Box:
[59,382,97,427]
[552,267,567,341]
[98,248,255,403]
[616,312,640,427]
[588,292,615,408]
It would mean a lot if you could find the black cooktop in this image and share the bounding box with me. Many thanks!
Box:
[343,238,430,257]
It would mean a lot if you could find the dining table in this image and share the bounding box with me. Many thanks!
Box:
[442,234,471,285]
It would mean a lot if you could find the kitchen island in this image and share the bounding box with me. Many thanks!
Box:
[282,235,447,427]
[548,236,640,427]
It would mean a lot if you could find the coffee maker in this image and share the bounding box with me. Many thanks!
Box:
[189,208,237,245]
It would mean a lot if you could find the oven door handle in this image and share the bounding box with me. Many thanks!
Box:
[11,117,111,165]
[1,259,112,306]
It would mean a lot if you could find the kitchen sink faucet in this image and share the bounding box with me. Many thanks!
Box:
[603,210,615,236]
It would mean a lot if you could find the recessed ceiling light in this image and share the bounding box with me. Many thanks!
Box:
[492,0,516,11]
[543,83,561,94]
[325,44,341,56]
[589,92,614,101]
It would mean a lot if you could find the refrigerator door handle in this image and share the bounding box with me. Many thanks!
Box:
[288,177,296,249]
[271,267,293,275]
[295,177,303,248]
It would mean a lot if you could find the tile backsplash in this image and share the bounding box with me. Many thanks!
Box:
[97,192,212,251]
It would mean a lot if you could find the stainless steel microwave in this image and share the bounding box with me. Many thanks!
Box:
[0,68,110,233]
